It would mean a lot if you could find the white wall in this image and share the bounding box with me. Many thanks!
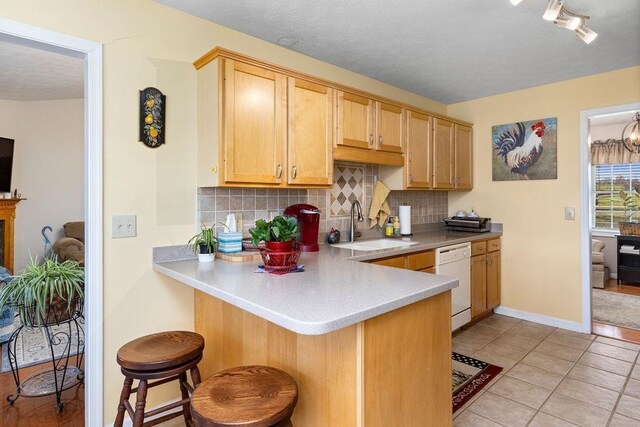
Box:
[0,99,84,271]
[591,122,626,142]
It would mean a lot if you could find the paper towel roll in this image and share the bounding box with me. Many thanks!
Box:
[399,205,411,235]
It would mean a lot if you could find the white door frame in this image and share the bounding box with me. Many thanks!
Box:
[580,102,640,333]
[0,18,103,426]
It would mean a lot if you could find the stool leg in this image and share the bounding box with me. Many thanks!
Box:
[133,379,148,427]
[179,372,192,426]
[114,377,133,427]
[190,365,202,386]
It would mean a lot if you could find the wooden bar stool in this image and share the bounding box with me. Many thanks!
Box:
[190,365,298,427]
[114,331,205,427]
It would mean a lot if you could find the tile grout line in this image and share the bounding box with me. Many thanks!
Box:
[605,348,640,426]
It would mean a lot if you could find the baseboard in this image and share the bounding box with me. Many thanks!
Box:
[104,397,182,427]
[610,272,618,279]
[494,306,587,333]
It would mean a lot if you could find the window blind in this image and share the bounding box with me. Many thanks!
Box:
[593,163,640,229]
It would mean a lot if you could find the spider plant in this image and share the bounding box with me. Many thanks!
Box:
[0,256,84,323]
[187,225,218,254]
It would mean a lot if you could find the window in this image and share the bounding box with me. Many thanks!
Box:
[593,163,640,229]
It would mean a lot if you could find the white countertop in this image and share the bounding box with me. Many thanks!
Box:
[153,230,501,335]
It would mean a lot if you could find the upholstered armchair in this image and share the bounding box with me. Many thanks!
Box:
[52,221,85,266]
[591,239,606,289]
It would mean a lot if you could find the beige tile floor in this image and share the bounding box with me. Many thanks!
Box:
[453,314,640,427]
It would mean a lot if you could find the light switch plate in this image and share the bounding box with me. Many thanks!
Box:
[564,207,575,221]
[112,215,137,238]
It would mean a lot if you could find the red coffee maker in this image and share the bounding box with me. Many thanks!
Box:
[284,204,320,252]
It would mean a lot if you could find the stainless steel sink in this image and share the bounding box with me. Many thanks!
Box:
[332,238,418,251]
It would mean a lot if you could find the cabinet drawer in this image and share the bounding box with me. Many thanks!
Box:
[371,256,405,269]
[487,238,501,252]
[471,241,486,256]
[406,250,435,271]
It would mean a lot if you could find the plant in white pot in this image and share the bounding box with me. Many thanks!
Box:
[0,257,84,326]
[188,225,218,262]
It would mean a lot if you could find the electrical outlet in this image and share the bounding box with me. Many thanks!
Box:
[564,207,575,221]
[112,215,137,238]
[421,206,428,216]
[235,212,243,232]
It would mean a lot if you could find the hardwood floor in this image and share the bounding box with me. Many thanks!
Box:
[602,277,640,296]
[592,278,640,345]
[0,347,84,427]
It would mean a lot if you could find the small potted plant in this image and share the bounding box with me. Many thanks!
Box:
[0,257,84,326]
[249,216,299,268]
[188,225,218,262]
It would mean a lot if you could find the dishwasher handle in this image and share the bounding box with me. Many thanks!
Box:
[435,242,471,255]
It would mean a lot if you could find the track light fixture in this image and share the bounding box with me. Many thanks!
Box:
[543,0,564,21]
[510,0,597,44]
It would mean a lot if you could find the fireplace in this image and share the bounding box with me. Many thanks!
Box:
[0,199,23,273]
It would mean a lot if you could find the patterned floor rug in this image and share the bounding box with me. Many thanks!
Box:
[452,352,502,413]
[1,316,83,372]
[592,289,640,331]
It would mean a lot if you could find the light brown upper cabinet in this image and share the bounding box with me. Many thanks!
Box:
[287,78,333,186]
[454,124,473,190]
[335,91,404,167]
[196,57,332,187]
[432,118,455,189]
[223,60,286,185]
[433,119,473,190]
[405,111,432,189]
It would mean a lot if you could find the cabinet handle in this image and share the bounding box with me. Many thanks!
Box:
[487,257,492,266]
[369,134,374,148]
[276,164,282,179]
[378,135,383,148]
[291,165,297,180]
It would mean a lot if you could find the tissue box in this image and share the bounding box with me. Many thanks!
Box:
[218,232,243,253]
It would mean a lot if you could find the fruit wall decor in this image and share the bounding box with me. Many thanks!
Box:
[139,87,166,148]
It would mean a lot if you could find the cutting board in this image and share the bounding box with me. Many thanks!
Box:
[215,251,262,262]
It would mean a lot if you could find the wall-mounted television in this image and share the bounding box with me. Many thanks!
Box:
[0,138,15,194]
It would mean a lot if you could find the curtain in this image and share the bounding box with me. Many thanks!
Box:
[591,139,640,165]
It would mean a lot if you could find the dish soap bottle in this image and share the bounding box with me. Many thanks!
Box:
[393,216,401,237]
[385,218,394,237]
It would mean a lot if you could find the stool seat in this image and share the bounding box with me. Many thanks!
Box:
[191,365,298,427]
[114,331,204,427]
[116,330,204,371]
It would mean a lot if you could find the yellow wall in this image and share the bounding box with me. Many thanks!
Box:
[0,0,445,422]
[448,66,640,324]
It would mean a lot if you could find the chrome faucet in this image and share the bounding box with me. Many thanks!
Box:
[349,200,363,242]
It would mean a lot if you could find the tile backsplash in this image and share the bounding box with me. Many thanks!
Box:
[197,162,448,243]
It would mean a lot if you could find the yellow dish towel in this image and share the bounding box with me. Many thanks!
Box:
[369,180,391,228]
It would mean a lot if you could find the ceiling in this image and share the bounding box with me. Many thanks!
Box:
[156,0,640,104]
[0,39,84,101]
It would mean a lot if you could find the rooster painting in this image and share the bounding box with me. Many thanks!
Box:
[492,117,557,181]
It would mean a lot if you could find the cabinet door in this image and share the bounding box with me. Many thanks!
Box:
[471,254,487,318]
[433,118,455,189]
[405,111,432,189]
[371,256,406,269]
[336,91,375,150]
[376,102,403,153]
[454,124,473,189]
[486,251,501,310]
[224,60,286,184]
[287,78,333,186]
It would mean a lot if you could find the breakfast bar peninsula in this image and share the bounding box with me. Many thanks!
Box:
[154,242,459,426]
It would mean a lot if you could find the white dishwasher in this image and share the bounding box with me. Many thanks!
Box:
[435,242,471,331]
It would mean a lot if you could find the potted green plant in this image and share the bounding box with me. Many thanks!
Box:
[0,257,84,326]
[188,225,218,262]
[249,215,298,252]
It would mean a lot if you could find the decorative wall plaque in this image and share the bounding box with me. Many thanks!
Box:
[139,87,166,148]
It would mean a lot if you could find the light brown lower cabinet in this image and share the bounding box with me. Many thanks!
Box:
[470,238,501,321]
[195,290,452,426]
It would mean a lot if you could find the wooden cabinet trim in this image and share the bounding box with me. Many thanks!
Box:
[195,47,473,127]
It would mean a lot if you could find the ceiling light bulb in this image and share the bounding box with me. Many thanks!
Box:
[554,15,581,30]
[543,0,564,21]
[510,0,524,5]
[575,24,598,44]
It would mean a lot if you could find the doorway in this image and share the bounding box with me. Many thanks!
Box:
[581,102,640,343]
[0,17,103,426]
